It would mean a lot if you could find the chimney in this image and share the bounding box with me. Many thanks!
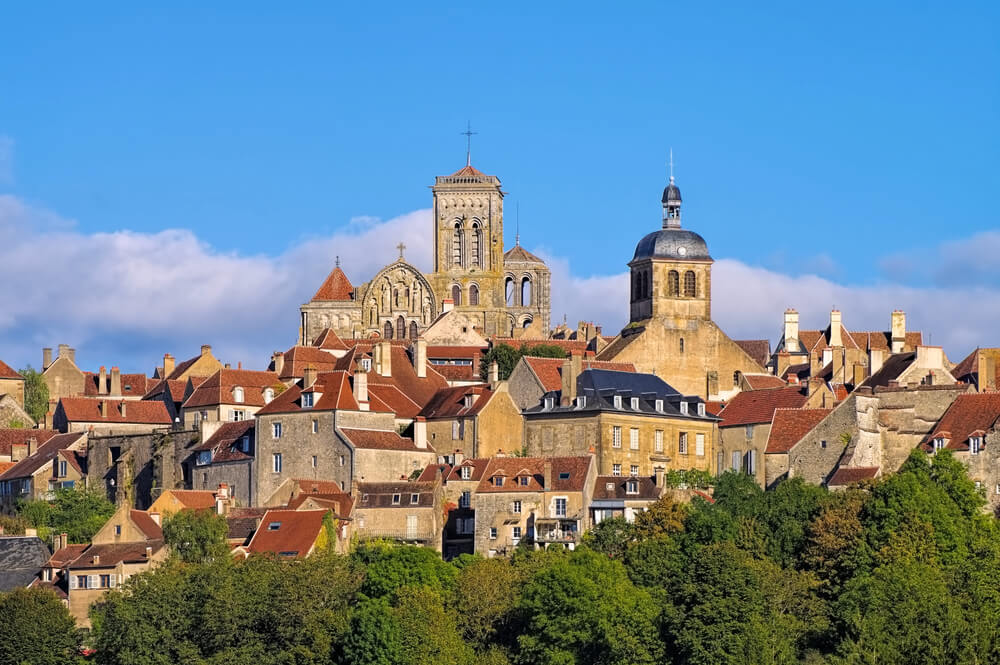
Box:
[92,554,100,565]
[378,341,392,377]
[453,450,464,466]
[110,367,122,397]
[100,401,108,418]
[560,353,583,405]
[353,363,369,409]
[303,365,317,389]
[42,347,52,371]
[829,310,843,347]
[783,309,800,353]
[654,466,665,488]
[149,512,161,526]
[163,353,175,378]
[853,363,866,387]
[916,345,943,369]
[201,344,212,357]
[414,417,428,449]
[488,360,499,385]
[120,401,127,419]
[224,363,232,370]
[145,546,152,559]
[58,344,70,360]
[414,339,427,379]
[869,348,884,376]
[271,351,285,376]
[442,298,454,313]
[215,483,230,515]
[891,310,906,353]
[59,533,68,550]
[832,348,844,384]
[28,437,37,456]
[543,460,553,490]
[98,366,108,395]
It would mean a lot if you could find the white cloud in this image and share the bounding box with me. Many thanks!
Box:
[0,196,996,373]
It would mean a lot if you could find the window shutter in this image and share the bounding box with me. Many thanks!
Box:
[89,574,99,589]
[69,575,77,589]
[109,575,117,588]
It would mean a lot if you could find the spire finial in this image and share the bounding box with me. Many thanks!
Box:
[669,148,674,184]
[516,202,520,246]
[335,255,340,268]
[460,121,478,167]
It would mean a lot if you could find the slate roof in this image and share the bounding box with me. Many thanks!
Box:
[765,408,831,454]
[860,352,916,389]
[827,466,880,486]
[923,392,1000,451]
[734,340,771,367]
[0,537,50,591]
[718,386,809,428]
[356,481,437,508]
[310,266,355,301]
[58,397,171,425]
[592,475,660,500]
[0,360,22,380]
[0,433,85,481]
[0,429,58,457]
[522,356,636,393]
[476,456,591,493]
[183,369,280,409]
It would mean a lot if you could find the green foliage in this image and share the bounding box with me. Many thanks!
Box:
[0,587,81,665]
[480,343,567,380]
[162,508,229,563]
[352,541,457,599]
[18,364,49,423]
[17,484,114,543]
[0,513,29,535]
[662,468,713,488]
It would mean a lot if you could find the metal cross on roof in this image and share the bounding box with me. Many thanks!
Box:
[396,242,406,259]
[461,121,478,167]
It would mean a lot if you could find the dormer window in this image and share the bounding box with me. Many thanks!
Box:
[630,397,639,410]
[680,401,689,415]
[933,437,946,452]
[970,436,982,455]
[605,482,614,491]
[655,399,663,412]
[492,475,504,487]
[240,436,250,453]
[391,493,401,505]
[196,451,211,466]
[626,480,638,495]
[410,493,420,504]
[233,387,244,404]
[697,402,706,417]
[544,397,555,410]
[460,466,472,480]
[464,394,474,408]
[301,392,314,408]
[519,476,530,486]
[361,358,372,371]
[613,395,623,409]
[576,395,586,408]
[263,388,274,404]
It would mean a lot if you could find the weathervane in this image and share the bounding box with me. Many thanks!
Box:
[460,121,478,167]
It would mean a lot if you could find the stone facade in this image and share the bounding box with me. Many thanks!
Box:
[719,422,771,485]
[353,480,443,551]
[87,429,200,509]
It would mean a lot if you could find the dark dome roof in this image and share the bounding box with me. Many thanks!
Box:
[661,180,681,204]
[633,228,711,261]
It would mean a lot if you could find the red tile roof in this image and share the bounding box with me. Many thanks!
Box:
[734,340,771,367]
[313,328,349,351]
[130,510,164,540]
[143,379,190,403]
[58,448,87,476]
[476,456,591,493]
[828,466,880,486]
[419,385,493,419]
[58,397,171,425]
[741,374,787,390]
[417,458,490,483]
[278,346,340,379]
[0,360,22,380]
[69,541,164,569]
[924,392,1000,451]
[247,509,329,558]
[797,328,922,354]
[765,408,831,454]
[522,356,636,393]
[719,386,809,428]
[0,429,58,457]
[450,164,485,177]
[339,428,431,453]
[47,544,88,567]
[82,372,153,397]
[310,266,355,301]
[182,369,281,409]
[704,401,726,417]
[287,490,353,518]
[0,433,84,481]
[430,364,478,381]
[193,420,255,462]
[592,476,661,500]
[504,245,546,264]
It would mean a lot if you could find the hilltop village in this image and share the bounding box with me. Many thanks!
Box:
[1,160,998,628]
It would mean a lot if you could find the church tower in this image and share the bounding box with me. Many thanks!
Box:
[428,163,507,335]
[628,174,713,324]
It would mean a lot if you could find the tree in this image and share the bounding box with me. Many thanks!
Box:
[480,344,567,381]
[633,495,687,539]
[342,596,403,665]
[581,516,636,560]
[162,508,229,563]
[454,556,523,651]
[352,542,457,599]
[394,585,473,665]
[21,485,115,544]
[0,587,81,665]
[18,364,49,424]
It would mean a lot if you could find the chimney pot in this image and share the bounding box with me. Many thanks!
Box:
[110,367,121,397]
[201,345,212,357]
[414,339,427,379]
[543,461,553,490]
[42,347,53,371]
[99,366,108,395]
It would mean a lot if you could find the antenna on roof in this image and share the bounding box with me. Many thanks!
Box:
[669,148,675,183]
[516,202,520,246]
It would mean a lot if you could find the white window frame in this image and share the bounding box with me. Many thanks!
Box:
[554,497,567,517]
[630,464,639,476]
[301,392,314,408]
[626,480,638,495]
[272,422,282,439]
[680,401,688,415]
[489,527,498,540]
[970,437,982,455]
[655,429,664,452]
[233,387,244,403]
[231,409,245,422]
[655,399,663,412]
[460,466,471,480]
[678,432,688,455]
[629,427,639,450]
[272,453,282,473]
[630,397,639,410]
[612,426,622,448]
[696,432,705,457]
[612,463,621,477]
[512,500,522,514]
[613,395,622,409]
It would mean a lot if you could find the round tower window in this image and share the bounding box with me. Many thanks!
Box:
[677,246,687,256]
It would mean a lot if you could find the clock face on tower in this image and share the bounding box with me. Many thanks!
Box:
[677,246,687,257]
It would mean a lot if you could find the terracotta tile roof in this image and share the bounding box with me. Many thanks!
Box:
[0,360,22,380]
[356,481,437,508]
[226,508,266,542]
[69,541,164,569]
[419,385,493,419]
[0,462,15,475]
[797,328,922,354]
[503,245,545,263]
[952,348,978,379]
[476,456,591,493]
[523,356,636,392]
[924,392,1000,451]
[193,420,255,462]
[0,433,85,481]
[59,448,88,476]
[164,352,211,381]
[278,346,339,379]
[592,476,660,500]
[827,466,880,486]
[131,510,164,540]
[313,328,349,351]
[287,491,353,518]
[741,374,787,390]
[143,379,189,403]
[719,386,808,428]
[247,509,329,558]
[182,369,280,409]
[450,164,485,177]
[417,458,490,483]
[831,383,850,401]
[82,372,152,397]
[765,408,831,454]
[159,490,218,511]
[431,364,478,381]
[0,429,58,457]
[734,340,771,367]
[338,428,431,453]
[704,400,726,417]
[310,266,355,301]
[47,544,88,567]
[58,397,171,425]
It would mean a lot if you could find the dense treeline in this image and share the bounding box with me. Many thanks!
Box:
[9,450,1000,665]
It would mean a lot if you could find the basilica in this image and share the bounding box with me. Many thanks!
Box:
[299,162,552,344]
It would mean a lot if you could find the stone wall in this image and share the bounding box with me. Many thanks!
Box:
[787,395,858,486]
[191,460,253,507]
[507,360,545,411]
[475,386,524,457]
[88,428,200,509]
[719,423,770,486]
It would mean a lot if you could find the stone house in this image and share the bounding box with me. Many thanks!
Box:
[148,486,229,518]
[921,392,1000,511]
[51,446,87,492]
[353,480,443,552]
[589,474,663,524]
[417,457,490,559]
[507,355,636,411]
[0,360,24,409]
[0,433,86,511]
[717,386,812,486]
[418,383,523,459]
[0,429,58,462]
[156,345,224,382]
[0,394,34,429]
[524,366,718,477]
[53,397,172,434]
[141,377,203,423]
[40,344,86,406]
[180,368,281,429]
[473,455,595,556]
[271,344,341,382]
[762,408,831,488]
[245,509,337,559]
[185,420,255,506]
[950,347,1000,393]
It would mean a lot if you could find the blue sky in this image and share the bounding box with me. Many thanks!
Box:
[1,2,998,372]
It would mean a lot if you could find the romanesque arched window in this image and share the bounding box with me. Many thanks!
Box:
[451,284,462,306]
[469,284,480,306]
[384,321,393,339]
[397,315,406,339]
[452,223,464,266]
[668,270,680,296]
[410,321,419,339]
[505,276,515,306]
[684,271,696,297]
[471,223,482,267]
[521,277,532,307]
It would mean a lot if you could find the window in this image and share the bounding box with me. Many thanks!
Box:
[521,277,532,307]
[655,430,664,452]
[696,433,705,457]
[630,397,639,410]
[684,271,696,297]
[452,223,464,266]
[668,270,679,296]
[630,464,639,476]
[697,403,706,416]
[384,320,393,339]
[311,419,318,433]
[626,480,639,495]
[452,421,464,439]
[576,395,587,408]
[680,401,688,415]
[555,497,567,517]
[613,464,621,477]
[821,440,827,449]
[301,392,314,408]
[233,387,244,403]
[732,451,742,471]
[970,437,982,455]
[470,223,482,266]
[492,476,504,487]
[451,284,462,306]
[489,527,497,540]
[240,436,250,453]
[311,455,317,468]
[733,371,741,387]
[76,575,89,589]
[512,526,522,540]
[469,284,480,306]
[230,409,245,422]
[744,424,754,440]
[114,525,122,536]
[612,426,622,448]
[630,428,639,449]
[272,422,282,439]
[460,466,471,480]
[263,388,274,404]
[655,399,663,412]
[744,450,757,475]
[519,475,530,486]
[391,494,401,505]
[544,396,555,410]
[58,460,67,477]
[361,493,369,503]
[267,521,281,531]
[678,432,688,455]
[339,454,345,466]
[196,451,211,466]
[512,500,522,514]
[679,337,685,353]
[975,481,982,490]
[272,453,282,473]
[613,395,623,409]
[933,437,945,452]
[460,491,471,508]
[360,357,372,371]
[558,472,570,480]
[996,484,1000,496]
